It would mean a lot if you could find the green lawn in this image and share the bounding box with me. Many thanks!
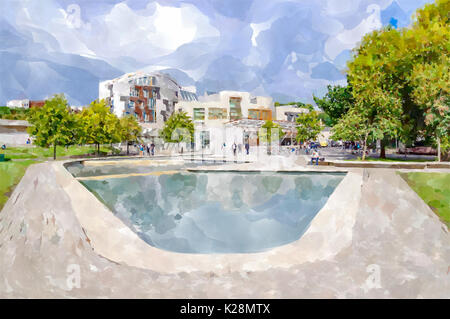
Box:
[0,160,37,209]
[399,172,450,228]
[1,145,116,160]
[0,145,119,211]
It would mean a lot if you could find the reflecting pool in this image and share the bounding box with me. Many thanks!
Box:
[79,168,345,254]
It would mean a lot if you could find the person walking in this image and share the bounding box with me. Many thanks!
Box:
[146,143,150,156]
[150,142,155,156]
[232,142,237,156]
[245,142,250,155]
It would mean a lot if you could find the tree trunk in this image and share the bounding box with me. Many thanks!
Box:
[53,143,57,160]
[380,139,386,159]
[126,141,129,155]
[437,135,441,162]
[362,133,369,161]
[97,143,100,155]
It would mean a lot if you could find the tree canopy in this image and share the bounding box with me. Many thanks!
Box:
[159,111,194,144]
[295,111,323,144]
[76,99,121,154]
[120,115,143,154]
[332,0,449,160]
[27,94,76,159]
[313,85,353,126]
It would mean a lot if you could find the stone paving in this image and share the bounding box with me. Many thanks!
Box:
[0,159,449,298]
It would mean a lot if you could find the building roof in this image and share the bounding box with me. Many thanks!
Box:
[180,90,198,102]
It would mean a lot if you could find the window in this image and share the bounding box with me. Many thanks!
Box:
[248,109,272,120]
[129,101,135,108]
[208,108,227,120]
[143,90,149,98]
[250,97,257,104]
[229,97,242,120]
[130,87,139,97]
[148,98,155,109]
[200,131,210,149]
[229,97,241,108]
[194,108,205,121]
[248,110,258,120]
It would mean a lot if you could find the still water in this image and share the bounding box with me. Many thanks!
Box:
[79,168,345,254]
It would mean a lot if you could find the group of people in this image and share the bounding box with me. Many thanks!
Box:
[137,143,155,156]
[228,142,250,156]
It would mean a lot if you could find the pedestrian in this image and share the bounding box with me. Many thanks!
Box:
[232,142,237,156]
[245,143,250,155]
[150,142,155,156]
[311,149,320,165]
[146,143,150,156]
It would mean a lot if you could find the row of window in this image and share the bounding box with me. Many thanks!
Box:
[128,99,156,109]
[130,87,158,98]
[194,108,228,120]
[128,76,156,86]
[193,108,271,121]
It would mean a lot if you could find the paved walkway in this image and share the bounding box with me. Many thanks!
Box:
[0,161,449,298]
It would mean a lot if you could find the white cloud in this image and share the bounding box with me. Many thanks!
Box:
[324,4,382,60]
[250,17,277,46]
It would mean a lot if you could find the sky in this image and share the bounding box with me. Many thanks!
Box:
[0,0,434,105]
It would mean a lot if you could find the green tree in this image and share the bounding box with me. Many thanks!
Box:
[119,115,142,155]
[409,56,450,161]
[259,120,285,155]
[159,111,194,149]
[76,99,121,155]
[27,94,76,160]
[335,0,449,160]
[313,85,353,126]
[295,111,324,145]
[318,112,333,127]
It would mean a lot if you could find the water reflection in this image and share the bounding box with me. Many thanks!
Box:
[81,171,345,254]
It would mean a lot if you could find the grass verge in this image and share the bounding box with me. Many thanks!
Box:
[398,172,450,228]
[0,160,38,210]
[0,144,119,211]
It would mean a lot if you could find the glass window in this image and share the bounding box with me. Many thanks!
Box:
[194,108,205,121]
[248,110,258,120]
[208,108,227,120]
[200,131,210,148]
[229,97,242,120]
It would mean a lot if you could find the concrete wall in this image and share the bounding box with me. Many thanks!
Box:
[0,120,31,145]
[275,106,309,121]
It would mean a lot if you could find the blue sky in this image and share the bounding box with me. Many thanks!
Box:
[0,0,434,105]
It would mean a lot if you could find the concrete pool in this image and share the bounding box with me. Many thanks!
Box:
[71,163,346,254]
[58,159,360,273]
[2,157,449,298]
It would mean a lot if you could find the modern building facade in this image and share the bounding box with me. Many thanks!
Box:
[99,71,197,136]
[176,90,275,152]
[99,71,304,152]
[275,105,309,122]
